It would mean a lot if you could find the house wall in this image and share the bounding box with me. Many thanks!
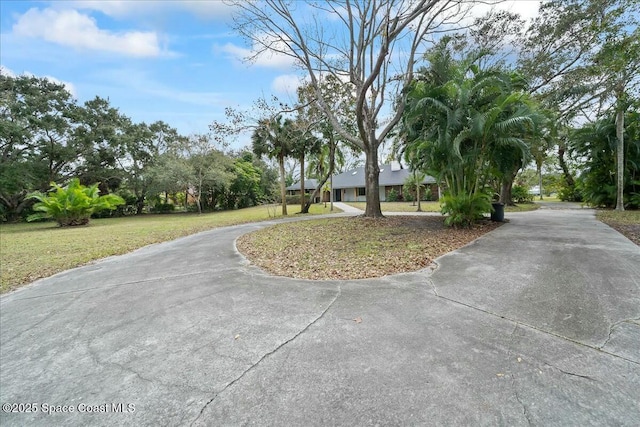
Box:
[340,188,368,202]
[337,184,440,202]
[342,188,355,202]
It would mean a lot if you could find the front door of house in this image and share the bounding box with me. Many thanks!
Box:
[334,189,342,202]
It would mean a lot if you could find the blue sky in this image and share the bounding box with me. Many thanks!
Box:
[0,1,307,149]
[0,1,541,151]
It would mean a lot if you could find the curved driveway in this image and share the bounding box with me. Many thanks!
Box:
[1,207,639,426]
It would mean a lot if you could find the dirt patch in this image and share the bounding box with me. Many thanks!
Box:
[603,223,640,246]
[596,210,640,246]
[236,216,502,280]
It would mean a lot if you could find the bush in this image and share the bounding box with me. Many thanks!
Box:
[402,187,415,202]
[27,179,125,226]
[152,203,175,214]
[285,194,301,205]
[558,182,583,202]
[512,185,534,203]
[387,189,400,202]
[440,192,492,228]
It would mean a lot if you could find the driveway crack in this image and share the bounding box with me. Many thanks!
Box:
[505,324,533,426]
[544,363,595,381]
[189,285,342,426]
[511,376,533,427]
[600,317,640,350]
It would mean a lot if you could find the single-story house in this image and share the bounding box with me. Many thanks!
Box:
[285,179,328,203]
[332,162,439,202]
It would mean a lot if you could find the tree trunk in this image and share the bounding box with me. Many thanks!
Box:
[136,196,145,215]
[300,154,305,211]
[558,144,575,187]
[279,155,287,216]
[615,107,625,211]
[538,164,543,200]
[363,146,383,218]
[416,182,422,212]
[302,141,336,214]
[500,180,513,206]
[499,166,519,206]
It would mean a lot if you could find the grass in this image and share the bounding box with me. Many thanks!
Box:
[0,203,337,294]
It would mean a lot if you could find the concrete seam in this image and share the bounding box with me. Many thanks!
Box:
[431,293,640,366]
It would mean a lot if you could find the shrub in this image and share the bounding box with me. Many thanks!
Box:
[27,179,125,226]
[512,185,534,203]
[152,203,175,214]
[387,189,400,202]
[558,182,583,202]
[440,192,492,228]
[402,187,415,202]
[285,194,301,205]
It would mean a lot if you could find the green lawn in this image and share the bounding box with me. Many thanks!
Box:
[0,203,336,293]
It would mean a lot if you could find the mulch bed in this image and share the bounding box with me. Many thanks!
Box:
[236,216,502,280]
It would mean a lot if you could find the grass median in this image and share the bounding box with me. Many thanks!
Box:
[0,204,336,293]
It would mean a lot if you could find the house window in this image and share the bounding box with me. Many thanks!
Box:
[357,187,366,196]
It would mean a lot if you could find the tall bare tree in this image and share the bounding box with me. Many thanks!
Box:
[230,0,478,217]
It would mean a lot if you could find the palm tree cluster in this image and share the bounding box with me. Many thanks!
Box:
[400,38,544,226]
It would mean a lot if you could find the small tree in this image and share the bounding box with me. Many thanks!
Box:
[27,179,124,226]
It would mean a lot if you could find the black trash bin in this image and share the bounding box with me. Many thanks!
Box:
[491,202,504,222]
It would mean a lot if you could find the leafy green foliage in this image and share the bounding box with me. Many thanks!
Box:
[570,110,640,208]
[27,179,125,226]
[440,193,492,228]
[402,37,542,225]
[152,203,175,214]
[512,186,534,203]
[387,189,400,202]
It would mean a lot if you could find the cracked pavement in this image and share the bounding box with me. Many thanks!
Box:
[1,207,639,426]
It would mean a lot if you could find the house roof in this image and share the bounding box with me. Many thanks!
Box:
[285,179,319,191]
[332,164,436,189]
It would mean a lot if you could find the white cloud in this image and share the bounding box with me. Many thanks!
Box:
[0,65,17,77]
[271,74,306,96]
[13,8,166,58]
[469,0,542,22]
[218,35,298,70]
[68,0,236,20]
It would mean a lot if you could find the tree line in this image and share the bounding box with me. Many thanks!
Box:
[3,0,638,226]
[0,74,279,221]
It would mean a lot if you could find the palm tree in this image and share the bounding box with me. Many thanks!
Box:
[402,39,542,224]
[252,116,294,215]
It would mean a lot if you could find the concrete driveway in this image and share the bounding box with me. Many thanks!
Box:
[1,207,639,426]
